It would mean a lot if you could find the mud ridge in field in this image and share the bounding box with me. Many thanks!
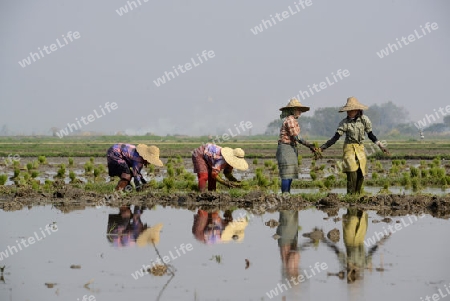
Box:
[1,186,449,219]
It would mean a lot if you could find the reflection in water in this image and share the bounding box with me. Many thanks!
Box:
[106,205,147,247]
[191,209,248,244]
[324,208,390,283]
[276,211,300,279]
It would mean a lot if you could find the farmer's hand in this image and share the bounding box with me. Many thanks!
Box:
[376,141,390,155]
[312,147,323,160]
[305,143,316,153]
[216,175,237,188]
[224,172,239,182]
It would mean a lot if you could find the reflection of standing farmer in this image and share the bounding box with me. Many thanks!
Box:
[319,97,389,194]
[191,143,248,192]
[277,98,315,193]
[276,211,300,278]
[107,144,163,191]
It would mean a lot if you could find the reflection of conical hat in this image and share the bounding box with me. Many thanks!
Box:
[136,144,164,167]
[137,223,163,247]
[221,148,249,171]
[339,97,368,112]
[221,218,248,242]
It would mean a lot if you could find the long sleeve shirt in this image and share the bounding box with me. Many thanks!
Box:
[202,144,233,178]
[278,116,300,144]
[109,143,145,182]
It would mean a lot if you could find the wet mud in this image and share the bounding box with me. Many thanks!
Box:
[1,186,449,219]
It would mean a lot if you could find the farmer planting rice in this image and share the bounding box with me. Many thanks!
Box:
[319,97,390,194]
[191,143,248,192]
[106,144,163,191]
[276,98,316,193]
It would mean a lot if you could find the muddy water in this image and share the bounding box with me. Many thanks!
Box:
[0,205,449,301]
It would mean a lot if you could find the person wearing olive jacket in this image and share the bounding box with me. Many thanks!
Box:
[319,97,390,194]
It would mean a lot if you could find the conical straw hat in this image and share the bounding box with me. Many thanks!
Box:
[339,97,368,112]
[221,147,249,171]
[279,98,310,112]
[137,223,163,247]
[136,144,163,167]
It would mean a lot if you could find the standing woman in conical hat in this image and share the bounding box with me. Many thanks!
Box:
[106,144,163,191]
[277,98,316,193]
[319,97,389,194]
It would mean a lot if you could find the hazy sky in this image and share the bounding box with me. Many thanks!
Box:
[1,0,449,136]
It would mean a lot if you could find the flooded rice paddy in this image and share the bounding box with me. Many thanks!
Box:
[1,204,449,301]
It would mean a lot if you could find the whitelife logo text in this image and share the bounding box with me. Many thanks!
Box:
[18,31,81,68]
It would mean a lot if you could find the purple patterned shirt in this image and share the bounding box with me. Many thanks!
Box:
[202,144,232,177]
[109,144,145,182]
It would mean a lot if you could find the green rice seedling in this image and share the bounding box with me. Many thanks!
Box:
[31,170,39,178]
[167,165,175,177]
[375,161,384,173]
[38,156,47,164]
[148,179,158,189]
[0,174,8,185]
[269,178,279,190]
[32,160,39,169]
[97,164,106,173]
[183,172,196,182]
[229,189,244,198]
[372,172,379,180]
[392,160,400,166]
[84,162,93,173]
[432,156,441,167]
[57,164,66,178]
[410,167,419,178]
[188,181,198,191]
[400,159,406,165]
[14,168,20,178]
[436,168,445,179]
[421,169,429,178]
[439,177,447,186]
[264,160,273,168]
[175,167,184,176]
[310,171,317,181]
[148,164,155,174]
[271,164,278,173]
[31,180,40,191]
[429,167,438,178]
[389,166,399,175]
[13,160,20,168]
[90,157,95,164]
[298,155,302,165]
[400,173,411,187]
[167,157,173,164]
[252,159,258,165]
[163,177,175,191]
[69,171,76,182]
[324,175,335,189]
[319,164,326,171]
[176,155,183,165]
[255,168,269,187]
[24,173,31,181]
[68,157,74,166]
[411,178,420,191]
[93,168,101,178]
[311,160,316,168]
[26,163,33,171]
